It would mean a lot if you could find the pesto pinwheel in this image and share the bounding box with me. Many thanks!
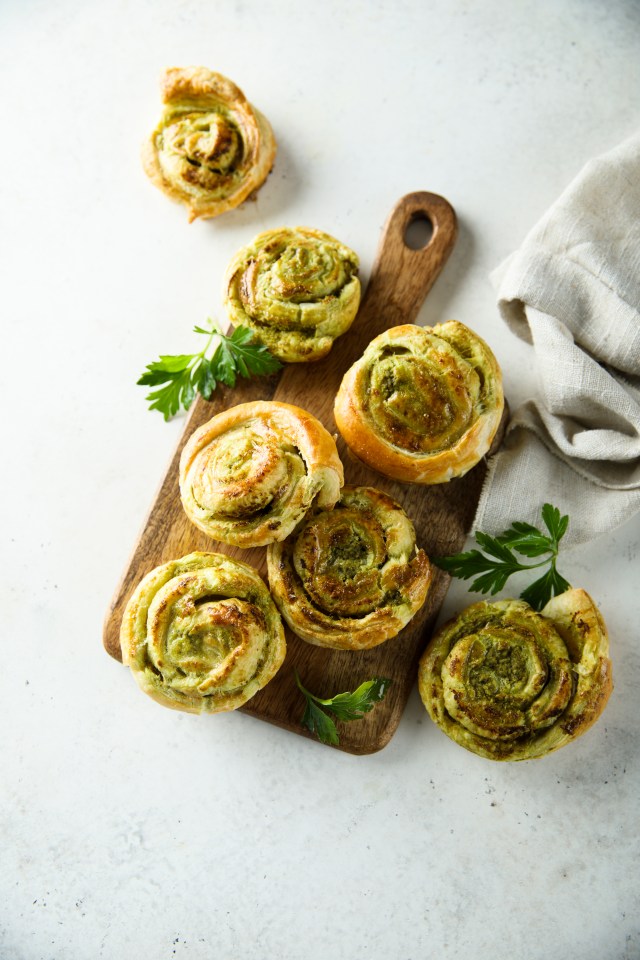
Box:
[142,67,276,221]
[179,401,344,547]
[223,227,361,362]
[418,589,613,761]
[334,321,504,484]
[267,486,432,650]
[120,552,286,714]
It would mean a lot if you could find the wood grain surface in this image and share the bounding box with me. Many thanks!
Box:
[104,191,502,754]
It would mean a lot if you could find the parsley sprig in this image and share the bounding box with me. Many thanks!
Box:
[433,503,571,611]
[137,319,282,420]
[295,671,392,745]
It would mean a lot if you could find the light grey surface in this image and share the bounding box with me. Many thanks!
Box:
[1,2,639,958]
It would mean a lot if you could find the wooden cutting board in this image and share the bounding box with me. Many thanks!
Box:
[104,191,503,754]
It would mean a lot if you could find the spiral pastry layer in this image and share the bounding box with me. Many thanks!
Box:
[223,227,361,362]
[120,552,286,713]
[267,485,432,650]
[179,401,344,547]
[418,589,612,761]
[142,67,276,222]
[334,321,504,484]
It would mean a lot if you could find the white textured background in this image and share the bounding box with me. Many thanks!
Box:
[1,1,639,958]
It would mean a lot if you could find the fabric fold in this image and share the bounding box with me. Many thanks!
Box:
[474,131,640,547]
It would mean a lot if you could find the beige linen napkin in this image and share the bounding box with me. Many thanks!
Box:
[474,132,640,547]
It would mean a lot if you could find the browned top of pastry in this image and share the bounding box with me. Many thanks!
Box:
[267,485,432,650]
[334,321,504,484]
[223,226,361,362]
[142,67,276,221]
[120,551,286,714]
[418,588,612,760]
[179,400,344,547]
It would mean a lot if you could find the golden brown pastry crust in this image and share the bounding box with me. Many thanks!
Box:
[120,551,286,714]
[179,401,344,547]
[334,321,504,484]
[267,485,432,650]
[142,67,276,222]
[417,588,613,760]
[223,227,361,362]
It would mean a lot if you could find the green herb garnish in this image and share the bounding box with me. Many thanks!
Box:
[433,503,571,611]
[295,671,392,745]
[137,319,282,420]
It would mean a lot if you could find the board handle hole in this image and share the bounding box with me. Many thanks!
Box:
[404,214,434,250]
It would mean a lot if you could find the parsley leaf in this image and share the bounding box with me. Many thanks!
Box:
[301,698,340,746]
[295,671,392,745]
[137,319,282,420]
[520,565,571,611]
[433,503,571,611]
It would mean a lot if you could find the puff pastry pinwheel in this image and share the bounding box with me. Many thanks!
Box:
[334,321,504,484]
[120,552,286,714]
[223,227,361,362]
[267,485,432,650]
[142,67,276,222]
[418,588,613,761]
[179,401,344,547]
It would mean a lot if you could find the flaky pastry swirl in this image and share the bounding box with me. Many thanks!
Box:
[180,401,344,547]
[267,486,432,650]
[223,227,361,362]
[418,589,612,761]
[142,67,276,222]
[334,321,504,483]
[120,552,286,713]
